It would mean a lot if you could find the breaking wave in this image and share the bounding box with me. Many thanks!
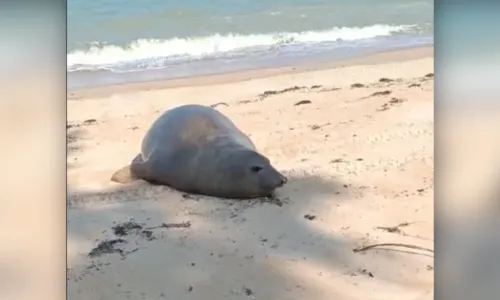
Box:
[68,24,417,72]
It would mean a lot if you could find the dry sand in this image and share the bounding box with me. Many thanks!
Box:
[67,47,434,300]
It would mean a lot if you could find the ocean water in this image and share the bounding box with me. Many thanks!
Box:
[67,0,433,90]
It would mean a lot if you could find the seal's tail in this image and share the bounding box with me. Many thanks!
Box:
[110,154,143,184]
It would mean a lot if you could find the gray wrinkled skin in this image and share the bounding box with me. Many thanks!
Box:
[113,104,287,199]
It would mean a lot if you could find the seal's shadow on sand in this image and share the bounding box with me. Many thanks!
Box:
[67,172,349,208]
[67,174,430,299]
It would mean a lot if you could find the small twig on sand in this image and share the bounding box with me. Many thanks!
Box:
[310,122,331,130]
[145,221,191,230]
[353,243,434,254]
[376,221,415,233]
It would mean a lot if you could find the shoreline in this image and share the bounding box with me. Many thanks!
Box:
[68,46,433,100]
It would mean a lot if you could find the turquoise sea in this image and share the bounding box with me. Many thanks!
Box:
[67,0,433,89]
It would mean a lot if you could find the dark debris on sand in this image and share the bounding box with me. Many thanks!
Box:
[304,214,317,221]
[237,84,337,105]
[419,73,434,82]
[162,221,192,229]
[370,90,392,97]
[318,87,341,92]
[243,287,254,296]
[146,221,192,230]
[359,268,375,278]
[112,220,156,241]
[310,123,331,130]
[88,239,127,258]
[112,221,143,236]
[258,194,288,207]
[256,85,323,101]
[377,97,407,112]
[210,102,229,109]
[83,118,97,125]
[258,86,303,100]
[351,83,365,88]
[67,118,99,129]
[376,221,413,234]
[294,100,312,106]
[87,220,192,258]
[78,219,193,280]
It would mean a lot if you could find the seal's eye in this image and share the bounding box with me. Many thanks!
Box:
[250,166,263,173]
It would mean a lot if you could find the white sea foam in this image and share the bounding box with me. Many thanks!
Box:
[67,24,416,70]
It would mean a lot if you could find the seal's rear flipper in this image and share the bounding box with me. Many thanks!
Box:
[110,154,143,184]
[111,165,137,183]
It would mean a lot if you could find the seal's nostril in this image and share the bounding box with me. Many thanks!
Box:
[280,176,288,185]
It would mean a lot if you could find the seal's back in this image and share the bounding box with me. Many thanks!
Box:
[141,104,255,160]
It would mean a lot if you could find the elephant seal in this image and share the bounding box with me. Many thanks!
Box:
[111,104,287,199]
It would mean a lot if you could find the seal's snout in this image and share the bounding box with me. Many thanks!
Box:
[278,174,288,186]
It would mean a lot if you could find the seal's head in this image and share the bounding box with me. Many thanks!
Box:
[217,149,287,199]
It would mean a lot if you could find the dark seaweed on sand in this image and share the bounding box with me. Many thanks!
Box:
[88,239,126,257]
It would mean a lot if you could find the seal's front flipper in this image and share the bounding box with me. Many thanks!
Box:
[110,154,143,184]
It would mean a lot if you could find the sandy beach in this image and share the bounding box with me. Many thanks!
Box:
[67,47,434,300]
